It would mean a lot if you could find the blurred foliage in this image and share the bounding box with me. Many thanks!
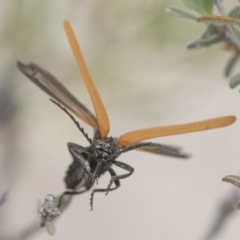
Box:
[182,0,214,14]
[222,175,240,209]
[167,0,240,89]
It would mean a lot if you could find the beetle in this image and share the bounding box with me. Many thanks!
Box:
[17,20,236,210]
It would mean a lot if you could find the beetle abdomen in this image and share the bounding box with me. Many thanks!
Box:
[64,159,82,189]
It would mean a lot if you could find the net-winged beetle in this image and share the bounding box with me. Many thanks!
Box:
[17,20,236,210]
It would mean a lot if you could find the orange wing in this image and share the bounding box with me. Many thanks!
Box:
[116,116,236,147]
[63,20,110,139]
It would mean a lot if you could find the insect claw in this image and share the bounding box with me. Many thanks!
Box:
[90,191,94,210]
[105,181,112,195]
[90,203,93,211]
[105,188,109,195]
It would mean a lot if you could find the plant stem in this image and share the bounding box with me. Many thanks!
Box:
[215,0,240,50]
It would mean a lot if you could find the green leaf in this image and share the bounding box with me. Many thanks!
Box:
[229,72,240,88]
[187,24,224,49]
[229,6,240,18]
[224,53,239,77]
[182,0,214,14]
[166,6,198,21]
[187,35,223,49]
[202,0,214,14]
[201,24,219,38]
[222,175,240,187]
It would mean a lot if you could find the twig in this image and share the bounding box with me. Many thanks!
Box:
[215,0,240,50]
[215,0,227,15]
[201,189,240,240]
[0,189,7,207]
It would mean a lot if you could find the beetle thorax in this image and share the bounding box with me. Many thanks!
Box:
[93,137,117,163]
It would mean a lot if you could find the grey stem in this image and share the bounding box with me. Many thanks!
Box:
[201,189,240,240]
[215,0,240,50]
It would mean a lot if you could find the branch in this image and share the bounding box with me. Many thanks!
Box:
[215,0,240,50]
[202,189,240,240]
[0,189,7,207]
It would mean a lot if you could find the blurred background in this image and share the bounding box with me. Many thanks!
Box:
[0,0,240,239]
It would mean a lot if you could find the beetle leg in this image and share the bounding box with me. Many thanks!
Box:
[68,143,92,176]
[58,188,87,208]
[105,161,134,195]
[90,167,120,210]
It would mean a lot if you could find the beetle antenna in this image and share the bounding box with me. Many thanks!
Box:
[117,142,181,156]
[50,99,93,146]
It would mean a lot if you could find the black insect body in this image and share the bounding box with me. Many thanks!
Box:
[64,145,94,190]
[53,100,172,209]
[49,100,132,208]
[17,20,236,210]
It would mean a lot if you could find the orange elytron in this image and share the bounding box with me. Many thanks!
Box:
[17,20,236,209]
